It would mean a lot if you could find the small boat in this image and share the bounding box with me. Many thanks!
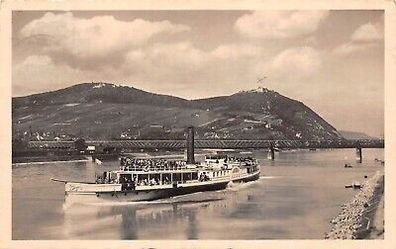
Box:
[344,163,353,168]
[55,155,260,204]
[345,181,362,189]
[374,158,385,165]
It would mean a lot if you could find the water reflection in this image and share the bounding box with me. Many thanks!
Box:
[62,185,254,239]
[120,208,137,239]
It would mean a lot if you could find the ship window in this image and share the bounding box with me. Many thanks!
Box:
[119,174,132,183]
[192,172,198,180]
[183,173,192,182]
[173,173,181,182]
[138,174,148,180]
[110,172,117,180]
[162,173,171,184]
[137,174,149,186]
[150,174,160,185]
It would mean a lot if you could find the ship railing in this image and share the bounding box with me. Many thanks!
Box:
[121,165,190,171]
[135,179,197,187]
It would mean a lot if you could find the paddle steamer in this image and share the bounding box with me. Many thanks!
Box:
[55,127,261,203]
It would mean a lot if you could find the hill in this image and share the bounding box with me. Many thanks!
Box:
[12,83,342,140]
[12,82,189,108]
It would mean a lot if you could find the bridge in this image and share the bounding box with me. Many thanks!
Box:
[26,138,384,162]
[27,139,384,150]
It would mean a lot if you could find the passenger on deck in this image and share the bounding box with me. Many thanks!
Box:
[96,176,103,184]
[200,172,209,182]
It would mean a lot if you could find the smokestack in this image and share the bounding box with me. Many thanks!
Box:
[186,126,195,164]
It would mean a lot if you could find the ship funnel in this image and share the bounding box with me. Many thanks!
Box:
[186,126,195,164]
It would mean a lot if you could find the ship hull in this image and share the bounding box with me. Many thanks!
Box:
[65,170,260,205]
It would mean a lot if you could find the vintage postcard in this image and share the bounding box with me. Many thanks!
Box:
[1,0,395,248]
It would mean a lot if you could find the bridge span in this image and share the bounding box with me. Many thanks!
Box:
[26,138,383,162]
[28,139,384,150]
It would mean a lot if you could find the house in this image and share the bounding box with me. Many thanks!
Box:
[149,124,163,129]
[243,126,254,131]
[244,119,262,124]
[86,145,96,154]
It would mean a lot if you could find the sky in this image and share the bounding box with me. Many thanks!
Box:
[12,10,384,137]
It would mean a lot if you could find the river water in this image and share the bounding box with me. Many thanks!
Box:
[12,149,384,239]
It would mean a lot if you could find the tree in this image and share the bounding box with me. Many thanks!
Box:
[12,138,28,152]
[74,138,87,152]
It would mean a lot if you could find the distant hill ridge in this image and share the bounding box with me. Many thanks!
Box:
[13,82,190,108]
[12,82,342,140]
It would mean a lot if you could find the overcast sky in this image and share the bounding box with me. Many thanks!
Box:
[12,10,384,137]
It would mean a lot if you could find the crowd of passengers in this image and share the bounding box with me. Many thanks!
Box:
[207,156,255,167]
[227,156,254,162]
[96,174,191,186]
[120,157,187,170]
[135,172,211,184]
[133,176,168,186]
[199,172,210,181]
[96,174,169,186]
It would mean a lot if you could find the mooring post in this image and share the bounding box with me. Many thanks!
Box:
[356,147,362,163]
[186,126,195,164]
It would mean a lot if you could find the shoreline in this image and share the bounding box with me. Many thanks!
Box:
[368,194,384,239]
[356,174,384,239]
[12,157,90,166]
[325,170,384,239]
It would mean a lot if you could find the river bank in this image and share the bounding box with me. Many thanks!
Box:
[325,170,384,239]
[368,195,384,239]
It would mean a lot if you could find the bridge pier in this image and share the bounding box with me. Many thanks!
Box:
[356,147,362,163]
[187,126,195,164]
[267,147,275,160]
